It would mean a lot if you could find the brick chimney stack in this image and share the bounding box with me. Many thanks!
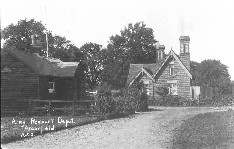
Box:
[179,36,190,71]
[157,45,165,61]
[30,35,43,54]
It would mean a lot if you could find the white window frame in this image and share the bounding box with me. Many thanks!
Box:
[168,83,178,95]
[169,64,174,76]
[48,78,55,93]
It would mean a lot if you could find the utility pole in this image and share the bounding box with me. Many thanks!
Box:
[45,6,49,57]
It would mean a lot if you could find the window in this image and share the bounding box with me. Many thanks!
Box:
[180,43,184,53]
[48,77,55,93]
[169,64,174,76]
[168,83,178,95]
[142,80,153,96]
[185,44,189,53]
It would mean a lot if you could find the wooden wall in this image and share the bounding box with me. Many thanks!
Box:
[73,78,78,100]
[39,76,49,100]
[39,76,75,101]
[57,78,74,100]
[1,51,39,103]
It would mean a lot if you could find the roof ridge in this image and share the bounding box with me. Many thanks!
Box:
[6,49,40,74]
[43,57,61,77]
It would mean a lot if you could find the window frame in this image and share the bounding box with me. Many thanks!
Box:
[169,64,175,76]
[168,83,178,95]
[48,77,55,93]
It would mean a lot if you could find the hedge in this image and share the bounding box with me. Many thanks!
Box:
[148,94,234,107]
[96,83,149,117]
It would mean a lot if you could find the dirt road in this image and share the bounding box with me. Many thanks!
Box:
[2,106,232,149]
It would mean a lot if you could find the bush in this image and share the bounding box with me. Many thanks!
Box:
[198,95,234,106]
[148,95,198,107]
[155,87,169,96]
[96,82,148,117]
[148,94,234,107]
[97,93,136,117]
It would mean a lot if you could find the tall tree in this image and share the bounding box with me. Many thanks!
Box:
[101,22,158,88]
[80,42,103,91]
[191,59,231,94]
[1,19,47,51]
[1,19,82,61]
[49,35,79,62]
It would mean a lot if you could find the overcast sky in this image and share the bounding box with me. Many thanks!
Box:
[1,0,234,80]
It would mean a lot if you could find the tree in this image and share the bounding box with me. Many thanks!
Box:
[120,22,158,64]
[49,35,81,62]
[1,19,82,61]
[101,22,158,88]
[2,19,47,52]
[192,59,231,94]
[80,42,103,91]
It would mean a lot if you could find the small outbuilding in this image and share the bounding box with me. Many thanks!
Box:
[1,48,86,107]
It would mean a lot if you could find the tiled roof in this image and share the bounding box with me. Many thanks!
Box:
[6,48,79,77]
[127,50,193,85]
[127,59,165,85]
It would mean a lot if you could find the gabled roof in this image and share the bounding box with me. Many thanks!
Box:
[127,60,165,85]
[127,50,193,85]
[4,48,79,77]
[49,60,79,77]
[153,50,192,79]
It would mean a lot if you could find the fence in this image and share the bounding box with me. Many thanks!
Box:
[2,99,101,116]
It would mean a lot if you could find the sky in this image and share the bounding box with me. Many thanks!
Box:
[1,0,234,80]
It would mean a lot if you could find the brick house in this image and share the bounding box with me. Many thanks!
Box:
[127,36,193,98]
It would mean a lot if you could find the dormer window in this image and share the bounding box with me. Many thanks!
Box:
[48,77,55,93]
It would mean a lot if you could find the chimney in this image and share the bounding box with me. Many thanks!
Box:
[30,35,43,54]
[157,45,165,61]
[179,36,190,71]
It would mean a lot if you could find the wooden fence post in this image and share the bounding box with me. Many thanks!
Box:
[72,101,75,116]
[97,99,101,118]
[48,100,51,116]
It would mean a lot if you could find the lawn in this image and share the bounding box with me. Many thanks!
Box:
[172,109,234,149]
[1,115,103,144]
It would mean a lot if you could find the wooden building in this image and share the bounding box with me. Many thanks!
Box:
[1,48,85,105]
[127,36,193,98]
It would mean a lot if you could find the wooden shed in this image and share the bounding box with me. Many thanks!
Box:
[1,48,86,108]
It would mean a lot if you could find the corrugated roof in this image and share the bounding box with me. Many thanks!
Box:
[6,48,79,77]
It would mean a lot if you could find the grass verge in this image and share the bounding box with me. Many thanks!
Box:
[172,109,234,149]
[1,115,104,144]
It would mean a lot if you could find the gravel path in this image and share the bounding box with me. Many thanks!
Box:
[2,106,233,149]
